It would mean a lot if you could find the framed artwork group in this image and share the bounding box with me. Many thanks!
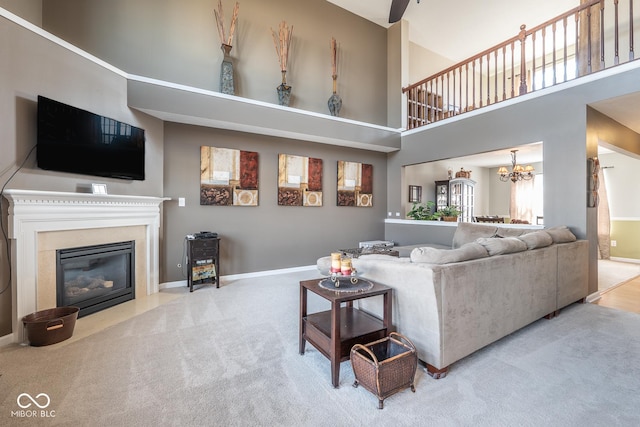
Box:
[200,145,372,208]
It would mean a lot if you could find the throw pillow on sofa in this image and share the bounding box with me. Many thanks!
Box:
[545,225,577,243]
[475,236,528,256]
[517,230,554,249]
[410,242,489,264]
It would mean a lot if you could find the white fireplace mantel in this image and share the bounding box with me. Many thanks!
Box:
[3,189,169,343]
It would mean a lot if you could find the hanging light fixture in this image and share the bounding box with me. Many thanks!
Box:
[497,150,535,182]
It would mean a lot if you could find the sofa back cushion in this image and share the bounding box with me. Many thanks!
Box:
[476,236,528,256]
[517,230,554,249]
[410,242,489,264]
[495,227,528,238]
[452,223,498,248]
[545,225,577,243]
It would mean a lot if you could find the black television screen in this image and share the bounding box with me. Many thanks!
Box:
[37,95,145,180]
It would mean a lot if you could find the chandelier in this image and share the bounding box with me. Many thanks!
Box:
[497,150,535,182]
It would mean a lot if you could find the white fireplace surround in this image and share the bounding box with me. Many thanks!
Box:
[3,189,169,343]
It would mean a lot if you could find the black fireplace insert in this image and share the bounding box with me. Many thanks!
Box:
[57,241,135,317]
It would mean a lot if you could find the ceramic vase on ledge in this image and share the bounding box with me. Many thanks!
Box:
[220,44,235,95]
[277,70,292,107]
[327,75,342,116]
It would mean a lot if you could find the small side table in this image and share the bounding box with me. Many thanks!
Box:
[299,278,392,388]
[186,237,220,292]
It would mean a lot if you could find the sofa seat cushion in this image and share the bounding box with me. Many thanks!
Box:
[545,225,577,243]
[517,230,554,249]
[410,242,489,264]
[476,236,528,256]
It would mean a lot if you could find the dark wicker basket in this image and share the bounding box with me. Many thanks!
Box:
[351,332,418,409]
[22,307,79,346]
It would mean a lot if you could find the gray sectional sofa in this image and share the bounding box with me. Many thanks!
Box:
[317,223,589,378]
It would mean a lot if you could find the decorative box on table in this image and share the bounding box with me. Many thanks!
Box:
[340,246,399,259]
[350,332,418,409]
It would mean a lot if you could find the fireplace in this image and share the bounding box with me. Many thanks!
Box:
[57,241,135,317]
[3,189,168,344]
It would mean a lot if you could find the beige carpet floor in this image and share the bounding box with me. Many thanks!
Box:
[598,259,640,291]
[1,270,640,426]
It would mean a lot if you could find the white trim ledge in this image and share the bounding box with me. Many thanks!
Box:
[384,218,544,229]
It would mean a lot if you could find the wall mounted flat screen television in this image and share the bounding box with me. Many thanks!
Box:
[37,95,145,180]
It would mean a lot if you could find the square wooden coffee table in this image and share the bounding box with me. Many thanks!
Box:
[299,277,392,388]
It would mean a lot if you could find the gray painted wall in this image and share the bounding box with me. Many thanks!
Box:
[41,0,389,125]
[0,0,41,25]
[162,123,387,281]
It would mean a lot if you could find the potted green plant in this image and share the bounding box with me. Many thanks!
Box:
[435,205,461,222]
[407,201,439,221]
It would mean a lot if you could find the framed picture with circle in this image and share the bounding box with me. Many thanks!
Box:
[277,154,323,207]
[337,160,373,207]
[200,146,259,206]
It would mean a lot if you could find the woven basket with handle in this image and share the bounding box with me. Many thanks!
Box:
[351,332,418,409]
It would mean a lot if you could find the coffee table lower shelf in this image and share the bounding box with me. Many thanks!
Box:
[303,307,387,363]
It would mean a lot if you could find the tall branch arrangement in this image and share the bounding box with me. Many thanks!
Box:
[330,37,338,77]
[271,21,294,72]
[214,0,239,46]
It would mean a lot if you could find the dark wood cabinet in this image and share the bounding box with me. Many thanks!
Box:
[435,180,450,211]
[187,237,220,292]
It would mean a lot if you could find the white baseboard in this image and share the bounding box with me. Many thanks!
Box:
[610,257,640,264]
[158,264,317,290]
[586,292,601,303]
[160,280,187,289]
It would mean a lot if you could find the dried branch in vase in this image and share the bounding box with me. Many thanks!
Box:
[271,20,294,72]
[330,37,338,77]
[214,0,239,46]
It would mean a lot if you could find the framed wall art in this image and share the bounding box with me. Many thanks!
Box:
[337,160,372,207]
[200,146,259,206]
[277,154,323,206]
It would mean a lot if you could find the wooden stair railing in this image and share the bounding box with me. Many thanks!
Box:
[403,0,637,129]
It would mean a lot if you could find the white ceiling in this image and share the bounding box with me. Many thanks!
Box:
[453,142,542,168]
[328,0,577,61]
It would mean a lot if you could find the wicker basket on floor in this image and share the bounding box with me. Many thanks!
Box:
[351,332,418,409]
